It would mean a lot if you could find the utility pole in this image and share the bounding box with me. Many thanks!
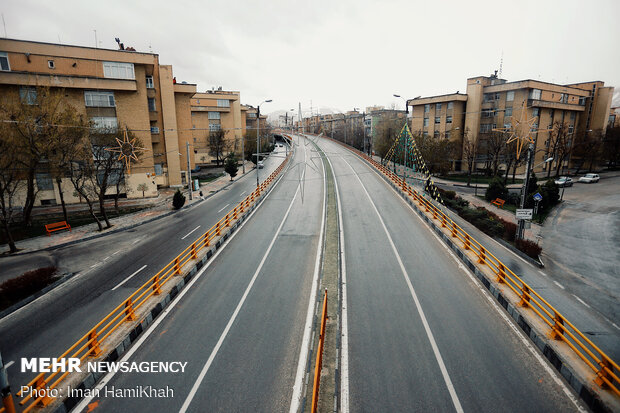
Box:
[186,141,193,200]
[256,106,261,188]
[0,351,16,413]
[516,143,534,240]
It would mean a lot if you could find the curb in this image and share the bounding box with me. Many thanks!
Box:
[2,175,245,257]
[371,162,613,413]
[0,272,75,320]
[494,237,545,268]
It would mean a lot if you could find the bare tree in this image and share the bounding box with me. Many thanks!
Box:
[602,126,620,168]
[544,121,572,177]
[461,128,478,186]
[481,131,506,176]
[0,86,83,226]
[0,124,24,253]
[208,129,230,166]
[573,129,604,174]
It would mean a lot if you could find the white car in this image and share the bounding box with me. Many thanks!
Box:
[257,161,264,169]
[554,176,573,187]
[578,173,600,183]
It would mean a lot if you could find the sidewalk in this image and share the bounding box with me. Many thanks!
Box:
[2,166,254,255]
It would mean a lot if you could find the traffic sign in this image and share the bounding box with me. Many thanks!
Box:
[516,209,533,219]
[533,192,543,202]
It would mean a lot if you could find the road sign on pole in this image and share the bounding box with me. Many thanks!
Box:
[516,209,533,219]
[533,192,543,202]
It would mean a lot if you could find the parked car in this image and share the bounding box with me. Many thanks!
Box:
[578,173,600,183]
[554,176,573,187]
[257,161,264,169]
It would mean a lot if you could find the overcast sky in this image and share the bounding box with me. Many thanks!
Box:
[3,0,620,117]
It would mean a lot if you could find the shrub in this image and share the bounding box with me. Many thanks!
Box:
[539,179,560,210]
[0,267,58,310]
[515,238,542,259]
[507,192,520,206]
[499,218,517,241]
[443,190,456,200]
[224,154,239,181]
[485,176,509,202]
[172,189,186,210]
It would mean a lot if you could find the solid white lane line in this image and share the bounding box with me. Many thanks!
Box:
[90,264,98,268]
[239,191,246,197]
[365,156,587,413]
[553,280,566,290]
[113,250,121,255]
[290,136,326,413]
[340,155,464,413]
[73,153,291,413]
[538,270,547,277]
[5,361,14,369]
[111,265,147,291]
[327,152,350,413]
[132,238,141,244]
[181,225,201,240]
[572,295,591,309]
[217,204,230,213]
[103,256,110,261]
[612,323,620,331]
[180,184,301,413]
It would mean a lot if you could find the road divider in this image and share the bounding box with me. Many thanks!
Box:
[311,289,328,413]
[316,134,620,411]
[16,136,293,413]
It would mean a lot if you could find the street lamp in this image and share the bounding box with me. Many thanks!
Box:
[516,147,553,240]
[393,94,408,114]
[256,99,272,187]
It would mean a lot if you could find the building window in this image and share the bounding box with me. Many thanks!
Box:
[150,126,159,134]
[209,123,221,131]
[504,123,511,130]
[103,61,135,79]
[568,125,574,134]
[154,164,163,176]
[0,52,10,71]
[424,104,430,113]
[529,89,542,100]
[446,116,452,123]
[504,107,512,117]
[578,97,586,106]
[434,117,440,124]
[91,116,118,132]
[423,118,429,127]
[148,97,156,112]
[436,103,442,112]
[85,91,115,107]
[483,93,495,103]
[20,87,37,105]
[482,109,494,118]
[560,93,568,104]
[506,91,515,102]
[434,131,440,138]
[570,111,576,120]
[247,113,257,118]
[480,124,492,133]
[47,60,55,69]
[208,111,221,120]
[146,75,154,88]
[36,173,54,191]
[447,102,453,110]
[217,99,230,108]
[532,108,540,119]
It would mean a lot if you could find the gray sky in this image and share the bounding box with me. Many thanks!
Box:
[3,0,620,116]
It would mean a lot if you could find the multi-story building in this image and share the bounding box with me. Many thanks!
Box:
[409,73,614,174]
[365,106,407,152]
[0,37,205,208]
[190,89,243,167]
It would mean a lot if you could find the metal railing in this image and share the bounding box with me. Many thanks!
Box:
[17,140,293,413]
[325,135,620,398]
[311,289,328,413]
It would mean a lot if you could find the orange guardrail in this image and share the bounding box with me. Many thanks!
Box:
[17,139,293,413]
[321,134,620,398]
[311,289,328,413]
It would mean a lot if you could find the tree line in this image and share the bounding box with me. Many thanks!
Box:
[0,86,141,253]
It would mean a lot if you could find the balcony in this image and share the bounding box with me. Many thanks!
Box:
[528,99,585,112]
[0,71,137,91]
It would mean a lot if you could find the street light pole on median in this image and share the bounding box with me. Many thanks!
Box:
[256,99,272,188]
[516,145,553,240]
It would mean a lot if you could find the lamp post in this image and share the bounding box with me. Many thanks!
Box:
[516,146,553,240]
[256,99,272,187]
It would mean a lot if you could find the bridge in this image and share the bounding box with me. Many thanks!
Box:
[0,134,618,413]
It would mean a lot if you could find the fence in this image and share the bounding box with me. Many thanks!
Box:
[311,289,328,413]
[17,138,292,413]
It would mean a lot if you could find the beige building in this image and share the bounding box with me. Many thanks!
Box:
[190,89,243,167]
[409,73,614,174]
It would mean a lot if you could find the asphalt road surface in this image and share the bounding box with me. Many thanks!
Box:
[0,142,291,394]
[314,137,584,413]
[72,135,325,412]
